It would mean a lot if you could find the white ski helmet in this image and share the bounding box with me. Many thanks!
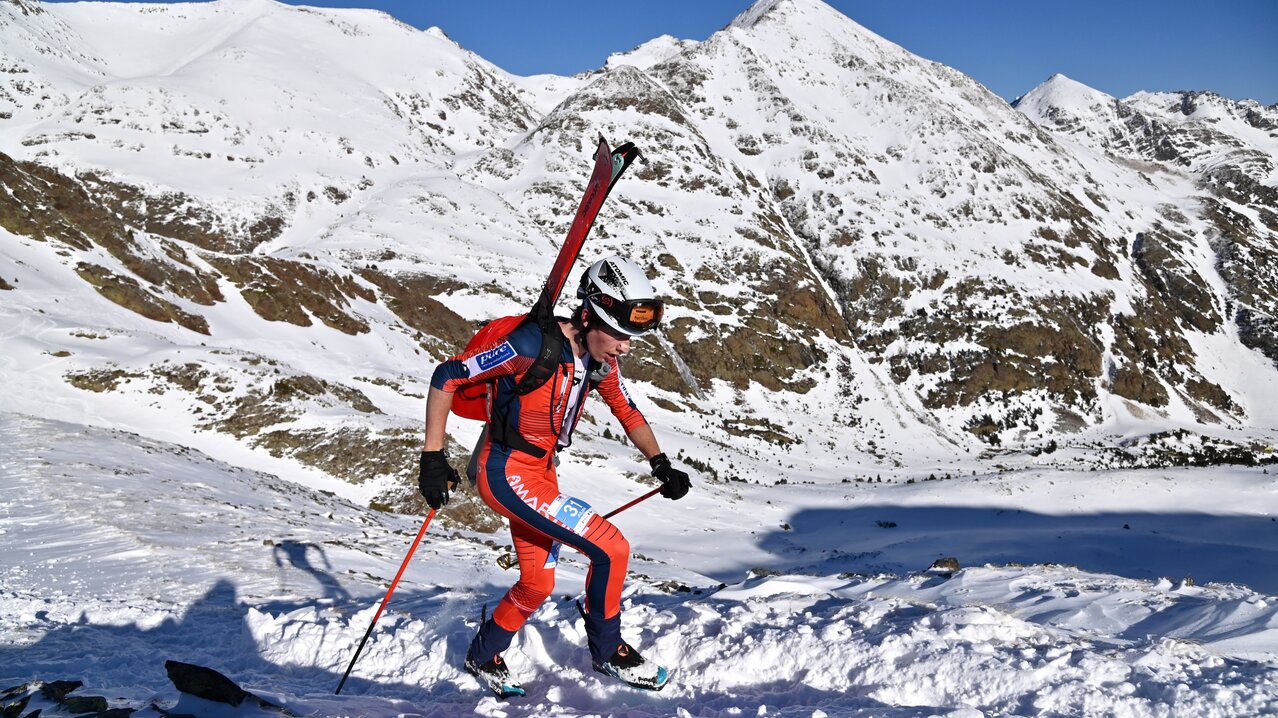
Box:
[576,256,664,336]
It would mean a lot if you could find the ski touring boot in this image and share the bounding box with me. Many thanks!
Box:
[465,653,526,699]
[593,642,670,691]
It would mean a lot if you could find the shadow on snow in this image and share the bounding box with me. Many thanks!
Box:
[1,544,932,716]
[753,504,1278,594]
[0,536,500,715]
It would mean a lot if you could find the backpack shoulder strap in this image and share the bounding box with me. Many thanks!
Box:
[515,314,565,396]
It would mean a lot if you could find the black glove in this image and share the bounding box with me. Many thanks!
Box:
[419,450,459,510]
[649,453,690,500]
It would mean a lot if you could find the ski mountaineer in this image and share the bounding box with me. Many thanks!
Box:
[418,255,693,697]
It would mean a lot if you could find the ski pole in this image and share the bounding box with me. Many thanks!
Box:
[496,487,664,570]
[335,508,437,695]
[602,486,662,519]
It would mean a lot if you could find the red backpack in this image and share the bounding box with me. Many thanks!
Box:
[450,314,564,421]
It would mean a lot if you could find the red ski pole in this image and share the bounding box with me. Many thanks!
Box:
[602,486,662,519]
[335,508,437,695]
[496,487,663,571]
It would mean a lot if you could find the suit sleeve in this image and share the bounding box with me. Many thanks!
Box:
[430,323,539,393]
[596,358,648,433]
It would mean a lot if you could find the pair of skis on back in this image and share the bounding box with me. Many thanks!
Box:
[450,137,642,424]
[462,137,665,699]
[537,137,643,325]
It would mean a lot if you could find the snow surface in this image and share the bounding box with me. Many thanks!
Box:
[3,414,1277,717]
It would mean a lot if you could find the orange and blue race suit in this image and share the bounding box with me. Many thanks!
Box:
[431,318,648,665]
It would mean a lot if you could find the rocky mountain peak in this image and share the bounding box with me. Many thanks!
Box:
[728,0,856,33]
[725,0,915,68]
[1014,74,1115,115]
[728,0,789,29]
[424,25,454,43]
[605,34,698,72]
[2,0,41,14]
[1012,73,1123,145]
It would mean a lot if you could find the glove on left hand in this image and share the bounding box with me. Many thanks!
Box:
[649,453,691,500]
[419,450,459,510]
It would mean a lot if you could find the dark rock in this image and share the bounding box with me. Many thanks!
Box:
[1237,307,1278,369]
[61,696,107,713]
[164,661,252,706]
[37,681,81,702]
[1132,228,1221,333]
[1,695,29,718]
[929,557,961,574]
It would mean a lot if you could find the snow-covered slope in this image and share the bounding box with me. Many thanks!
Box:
[3,414,1276,716]
[1014,73,1278,412]
[2,0,538,250]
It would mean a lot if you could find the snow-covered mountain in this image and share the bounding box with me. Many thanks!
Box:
[1015,73,1278,379]
[4,0,1278,714]
[649,0,1278,451]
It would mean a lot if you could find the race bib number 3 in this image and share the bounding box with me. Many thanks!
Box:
[547,495,596,535]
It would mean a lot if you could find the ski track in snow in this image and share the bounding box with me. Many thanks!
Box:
[3,414,1277,718]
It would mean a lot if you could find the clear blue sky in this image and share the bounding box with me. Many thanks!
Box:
[46,0,1278,104]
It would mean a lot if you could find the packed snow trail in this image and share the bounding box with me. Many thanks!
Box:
[2,413,1277,717]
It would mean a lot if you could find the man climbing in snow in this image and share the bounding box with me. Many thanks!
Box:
[419,255,693,696]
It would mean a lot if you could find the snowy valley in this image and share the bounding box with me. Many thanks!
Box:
[2,0,1277,715]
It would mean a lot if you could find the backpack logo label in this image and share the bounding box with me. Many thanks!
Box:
[469,341,517,375]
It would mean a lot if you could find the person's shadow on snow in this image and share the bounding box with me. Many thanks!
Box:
[0,577,479,716]
[272,540,352,604]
